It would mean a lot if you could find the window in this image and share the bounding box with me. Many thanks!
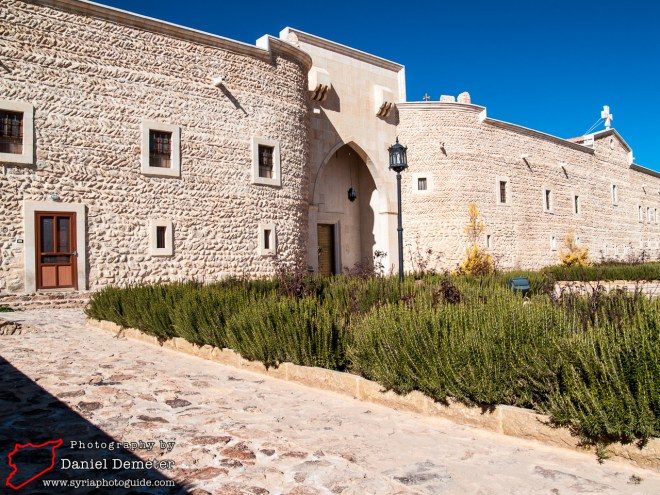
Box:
[258,145,274,179]
[0,111,23,154]
[156,226,166,249]
[499,181,507,204]
[486,234,492,249]
[149,130,172,168]
[251,137,281,186]
[258,223,276,256]
[413,173,432,193]
[0,100,34,164]
[574,195,580,214]
[551,236,557,251]
[639,205,643,223]
[648,207,652,223]
[149,220,173,256]
[611,184,618,205]
[544,189,552,212]
[141,121,181,177]
[263,229,272,250]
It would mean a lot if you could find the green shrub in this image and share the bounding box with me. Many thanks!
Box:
[226,296,347,369]
[85,271,660,448]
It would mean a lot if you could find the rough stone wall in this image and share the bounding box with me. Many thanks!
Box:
[0,0,310,293]
[398,103,660,271]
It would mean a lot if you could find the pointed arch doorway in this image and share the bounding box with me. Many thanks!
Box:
[310,142,384,275]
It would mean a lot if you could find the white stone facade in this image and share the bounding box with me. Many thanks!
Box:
[1,0,658,298]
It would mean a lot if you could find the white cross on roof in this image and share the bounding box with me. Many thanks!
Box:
[601,105,613,129]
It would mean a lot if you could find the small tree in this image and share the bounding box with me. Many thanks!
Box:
[560,230,590,267]
[459,203,494,275]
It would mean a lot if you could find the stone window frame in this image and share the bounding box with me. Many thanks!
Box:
[412,172,432,194]
[251,137,281,187]
[141,121,181,178]
[0,100,34,165]
[495,177,511,206]
[542,187,554,214]
[149,219,174,256]
[258,223,277,256]
[23,200,87,293]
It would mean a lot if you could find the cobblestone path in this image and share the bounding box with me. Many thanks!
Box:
[1,309,658,494]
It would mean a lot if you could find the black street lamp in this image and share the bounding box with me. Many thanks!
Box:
[388,137,408,282]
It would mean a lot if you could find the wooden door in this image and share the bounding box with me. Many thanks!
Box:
[317,224,336,276]
[35,212,77,289]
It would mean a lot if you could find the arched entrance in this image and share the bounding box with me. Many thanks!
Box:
[310,143,381,274]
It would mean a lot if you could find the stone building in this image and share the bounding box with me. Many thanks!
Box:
[1,0,658,301]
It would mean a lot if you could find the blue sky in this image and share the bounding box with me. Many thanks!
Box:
[101,0,659,169]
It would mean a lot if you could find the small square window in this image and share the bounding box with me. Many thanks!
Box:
[141,121,181,177]
[149,130,172,168]
[258,145,274,179]
[149,220,173,256]
[0,110,23,154]
[417,177,428,191]
[0,100,33,165]
[251,137,281,186]
[499,181,508,204]
[258,223,276,256]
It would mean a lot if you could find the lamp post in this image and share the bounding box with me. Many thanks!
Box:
[388,137,408,282]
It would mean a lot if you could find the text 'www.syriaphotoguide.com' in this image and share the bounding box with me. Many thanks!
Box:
[41,478,176,489]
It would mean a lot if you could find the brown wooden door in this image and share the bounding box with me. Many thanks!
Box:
[36,212,77,290]
[317,224,336,276]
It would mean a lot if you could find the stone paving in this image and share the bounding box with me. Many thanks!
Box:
[1,309,659,495]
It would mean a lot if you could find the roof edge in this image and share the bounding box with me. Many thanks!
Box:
[631,163,660,180]
[280,27,404,73]
[28,0,311,68]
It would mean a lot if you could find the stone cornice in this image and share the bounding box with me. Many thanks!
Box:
[27,0,312,69]
[281,27,404,73]
[485,118,595,154]
[397,102,485,113]
[631,163,660,180]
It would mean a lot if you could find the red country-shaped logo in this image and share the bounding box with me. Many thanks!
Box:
[5,439,64,490]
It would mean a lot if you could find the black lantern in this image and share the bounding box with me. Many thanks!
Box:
[388,137,408,282]
[348,187,357,202]
[388,137,408,173]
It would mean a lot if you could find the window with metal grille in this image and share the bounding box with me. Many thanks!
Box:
[156,226,166,249]
[149,130,172,168]
[258,145,274,179]
[417,177,427,191]
[499,181,507,203]
[0,111,23,154]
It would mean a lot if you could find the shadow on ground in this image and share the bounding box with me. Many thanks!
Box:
[0,356,191,494]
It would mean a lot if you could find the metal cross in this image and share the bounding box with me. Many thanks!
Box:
[601,105,613,129]
[422,93,431,102]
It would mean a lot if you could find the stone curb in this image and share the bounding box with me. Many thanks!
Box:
[86,318,659,472]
